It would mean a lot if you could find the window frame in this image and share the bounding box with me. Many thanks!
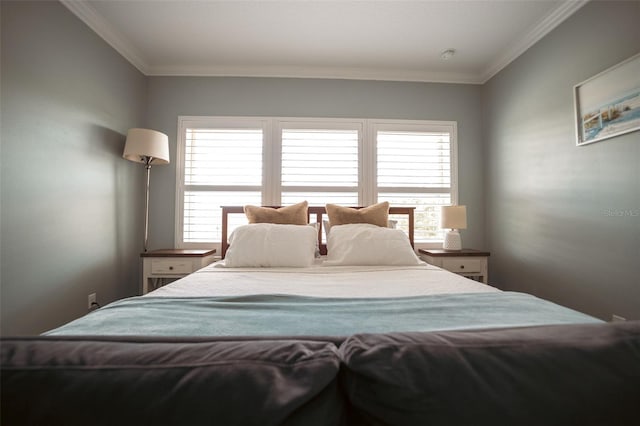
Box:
[175,116,458,250]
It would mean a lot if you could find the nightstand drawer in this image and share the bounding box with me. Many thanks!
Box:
[442,258,482,273]
[150,259,193,274]
[418,249,490,284]
[141,249,217,295]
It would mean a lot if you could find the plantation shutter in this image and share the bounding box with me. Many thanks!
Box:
[182,128,263,243]
[377,130,453,241]
[280,127,360,206]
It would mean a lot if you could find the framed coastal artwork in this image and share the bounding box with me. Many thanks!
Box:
[574,53,640,146]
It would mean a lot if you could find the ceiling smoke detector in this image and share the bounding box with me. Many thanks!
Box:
[440,49,456,60]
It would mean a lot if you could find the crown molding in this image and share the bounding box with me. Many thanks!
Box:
[60,0,150,75]
[480,0,588,83]
[146,64,484,84]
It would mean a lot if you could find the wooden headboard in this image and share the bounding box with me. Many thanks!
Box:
[221,206,415,259]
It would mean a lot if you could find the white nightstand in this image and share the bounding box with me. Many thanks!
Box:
[419,248,490,284]
[140,249,217,294]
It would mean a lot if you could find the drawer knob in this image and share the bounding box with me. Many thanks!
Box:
[169,266,174,270]
[460,265,465,269]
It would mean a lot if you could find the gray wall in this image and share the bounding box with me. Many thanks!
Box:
[1,1,147,335]
[3,0,636,335]
[483,1,640,320]
[146,77,485,250]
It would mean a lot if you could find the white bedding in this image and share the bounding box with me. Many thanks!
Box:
[148,259,498,298]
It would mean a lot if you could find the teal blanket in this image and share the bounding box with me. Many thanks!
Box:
[46,292,600,337]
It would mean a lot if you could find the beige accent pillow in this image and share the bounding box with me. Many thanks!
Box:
[325,201,390,228]
[244,201,308,225]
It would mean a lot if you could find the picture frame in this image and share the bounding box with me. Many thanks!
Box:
[574,53,640,146]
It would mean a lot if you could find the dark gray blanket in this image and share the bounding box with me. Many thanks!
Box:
[1,337,343,426]
[340,321,640,425]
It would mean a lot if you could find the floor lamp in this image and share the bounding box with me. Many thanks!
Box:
[123,128,170,252]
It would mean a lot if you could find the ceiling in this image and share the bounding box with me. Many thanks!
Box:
[62,0,587,84]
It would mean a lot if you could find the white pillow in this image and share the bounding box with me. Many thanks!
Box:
[324,223,423,266]
[323,219,397,239]
[309,222,321,257]
[224,223,317,267]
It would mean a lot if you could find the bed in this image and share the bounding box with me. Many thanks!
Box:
[3,204,639,425]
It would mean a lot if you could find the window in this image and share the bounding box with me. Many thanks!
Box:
[279,121,362,206]
[374,123,456,242]
[176,117,457,248]
[177,118,268,244]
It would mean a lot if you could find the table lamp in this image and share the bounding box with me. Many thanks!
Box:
[441,205,467,250]
[123,128,170,252]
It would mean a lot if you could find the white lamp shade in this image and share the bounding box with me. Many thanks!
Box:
[123,128,170,165]
[441,205,467,230]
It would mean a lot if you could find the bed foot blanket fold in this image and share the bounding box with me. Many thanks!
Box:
[45,292,601,337]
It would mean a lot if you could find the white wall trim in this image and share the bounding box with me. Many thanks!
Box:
[480,0,589,83]
[60,0,150,75]
[146,64,483,85]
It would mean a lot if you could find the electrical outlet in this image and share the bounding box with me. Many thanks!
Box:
[611,314,626,322]
[88,293,97,310]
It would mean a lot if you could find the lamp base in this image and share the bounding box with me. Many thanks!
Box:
[443,230,462,250]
